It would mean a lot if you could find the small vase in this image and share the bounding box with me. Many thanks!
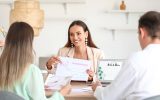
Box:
[120,0,126,10]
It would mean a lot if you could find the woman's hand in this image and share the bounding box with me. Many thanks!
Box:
[86,69,94,80]
[46,56,61,70]
[92,81,101,91]
[60,84,71,96]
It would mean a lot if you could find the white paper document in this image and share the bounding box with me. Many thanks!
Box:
[45,74,71,90]
[55,57,91,81]
[71,87,92,93]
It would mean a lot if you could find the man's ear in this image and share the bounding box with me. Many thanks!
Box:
[139,28,147,39]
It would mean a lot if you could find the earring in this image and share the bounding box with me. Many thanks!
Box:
[71,43,74,48]
[85,38,88,46]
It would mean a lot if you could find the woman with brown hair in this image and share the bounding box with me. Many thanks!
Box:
[46,20,105,81]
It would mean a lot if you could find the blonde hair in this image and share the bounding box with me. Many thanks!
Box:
[0,22,34,90]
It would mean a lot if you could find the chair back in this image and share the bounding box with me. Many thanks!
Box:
[144,95,160,100]
[39,57,50,70]
[0,91,24,100]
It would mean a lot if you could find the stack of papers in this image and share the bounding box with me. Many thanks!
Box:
[71,87,92,93]
[45,74,71,90]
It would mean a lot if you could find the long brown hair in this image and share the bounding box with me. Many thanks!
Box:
[0,22,34,90]
[64,20,98,48]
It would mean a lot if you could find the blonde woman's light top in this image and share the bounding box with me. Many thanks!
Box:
[13,64,64,100]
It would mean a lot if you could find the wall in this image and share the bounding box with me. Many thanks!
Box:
[0,0,160,66]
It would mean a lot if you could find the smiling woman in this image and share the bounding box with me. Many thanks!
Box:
[46,20,105,81]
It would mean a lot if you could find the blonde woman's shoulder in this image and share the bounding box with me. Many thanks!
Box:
[29,64,41,72]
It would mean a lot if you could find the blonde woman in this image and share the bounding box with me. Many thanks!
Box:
[0,22,70,100]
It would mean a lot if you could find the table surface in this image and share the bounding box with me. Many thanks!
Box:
[45,81,97,100]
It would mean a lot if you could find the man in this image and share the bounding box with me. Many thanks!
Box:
[92,11,160,100]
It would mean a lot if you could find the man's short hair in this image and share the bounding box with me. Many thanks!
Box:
[138,11,160,38]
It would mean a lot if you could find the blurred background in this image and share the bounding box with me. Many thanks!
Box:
[0,0,160,66]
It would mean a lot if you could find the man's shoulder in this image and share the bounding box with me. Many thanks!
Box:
[127,51,146,68]
[128,51,143,61]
